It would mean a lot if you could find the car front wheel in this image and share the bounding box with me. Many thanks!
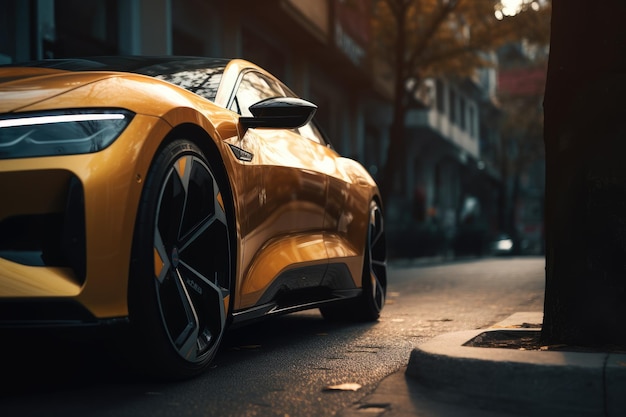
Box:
[129,140,232,379]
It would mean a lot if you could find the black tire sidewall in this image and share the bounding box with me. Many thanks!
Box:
[128,139,226,380]
[357,200,386,321]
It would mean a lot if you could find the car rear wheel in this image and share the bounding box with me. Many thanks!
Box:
[355,200,387,321]
[129,140,232,379]
[321,200,386,322]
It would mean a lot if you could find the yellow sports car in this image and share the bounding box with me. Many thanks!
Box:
[0,56,386,378]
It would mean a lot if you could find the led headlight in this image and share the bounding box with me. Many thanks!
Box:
[0,109,134,159]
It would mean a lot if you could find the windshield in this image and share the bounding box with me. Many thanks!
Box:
[1,56,228,103]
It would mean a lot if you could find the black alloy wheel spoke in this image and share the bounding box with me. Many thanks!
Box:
[171,267,201,358]
[370,210,384,248]
[372,272,385,311]
[368,204,386,312]
[178,177,226,254]
[153,154,229,362]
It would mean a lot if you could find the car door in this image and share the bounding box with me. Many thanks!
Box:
[228,69,329,309]
[301,124,372,289]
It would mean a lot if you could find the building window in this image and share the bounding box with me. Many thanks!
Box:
[54,0,118,57]
[311,88,333,146]
[459,97,466,130]
[365,126,380,177]
[468,105,476,138]
[449,89,457,124]
[392,163,406,194]
[436,79,445,114]
[242,28,286,81]
[0,1,17,62]
[173,29,204,56]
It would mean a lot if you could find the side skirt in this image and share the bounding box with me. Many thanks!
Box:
[229,288,362,327]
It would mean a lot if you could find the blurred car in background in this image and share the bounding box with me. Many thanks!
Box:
[490,233,515,256]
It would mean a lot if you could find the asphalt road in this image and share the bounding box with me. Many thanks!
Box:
[0,257,545,417]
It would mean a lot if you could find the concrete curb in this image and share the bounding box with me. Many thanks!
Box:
[405,313,626,416]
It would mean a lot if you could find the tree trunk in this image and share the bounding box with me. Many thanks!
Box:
[378,3,409,208]
[542,0,626,346]
[380,109,407,206]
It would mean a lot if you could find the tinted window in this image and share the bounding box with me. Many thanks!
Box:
[231,70,327,146]
[1,56,228,103]
[230,71,286,116]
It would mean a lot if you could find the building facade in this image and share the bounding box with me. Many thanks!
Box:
[384,69,502,258]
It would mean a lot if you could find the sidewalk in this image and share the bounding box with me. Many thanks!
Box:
[339,312,626,417]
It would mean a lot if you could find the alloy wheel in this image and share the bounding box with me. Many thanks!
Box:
[366,202,387,314]
[152,152,231,363]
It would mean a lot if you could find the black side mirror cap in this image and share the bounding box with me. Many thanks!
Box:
[239,97,317,133]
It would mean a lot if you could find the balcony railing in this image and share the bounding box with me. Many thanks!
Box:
[406,107,479,159]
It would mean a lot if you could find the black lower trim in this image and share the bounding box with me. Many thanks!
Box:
[0,171,86,283]
[0,299,103,328]
[230,260,362,327]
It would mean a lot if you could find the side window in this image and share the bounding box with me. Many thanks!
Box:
[230,71,285,116]
[230,70,328,147]
[281,83,329,147]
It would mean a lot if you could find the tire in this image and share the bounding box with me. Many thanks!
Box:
[321,200,387,322]
[128,140,232,380]
[354,200,387,321]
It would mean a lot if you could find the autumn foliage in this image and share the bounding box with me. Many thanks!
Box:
[369,0,551,201]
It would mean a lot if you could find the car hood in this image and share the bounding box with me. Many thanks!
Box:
[0,67,115,113]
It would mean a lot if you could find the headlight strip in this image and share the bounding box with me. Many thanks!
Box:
[0,109,134,159]
[0,113,126,128]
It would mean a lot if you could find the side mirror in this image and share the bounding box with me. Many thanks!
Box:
[239,97,317,133]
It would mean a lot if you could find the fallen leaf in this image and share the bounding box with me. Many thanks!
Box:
[520,322,542,328]
[233,344,262,351]
[323,383,362,392]
[540,344,567,351]
[358,403,390,413]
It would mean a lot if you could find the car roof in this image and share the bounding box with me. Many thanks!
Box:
[0,56,232,77]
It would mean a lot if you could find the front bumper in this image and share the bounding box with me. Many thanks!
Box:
[0,114,170,323]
